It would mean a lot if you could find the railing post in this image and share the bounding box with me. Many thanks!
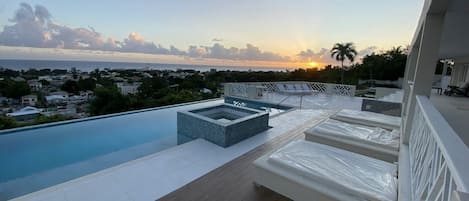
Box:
[223,83,231,96]
[402,45,419,118]
[403,14,444,144]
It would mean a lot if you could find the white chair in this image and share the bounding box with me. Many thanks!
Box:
[330,109,401,130]
[253,140,398,201]
[304,119,399,162]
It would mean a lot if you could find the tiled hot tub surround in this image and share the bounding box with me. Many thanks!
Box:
[177,104,269,147]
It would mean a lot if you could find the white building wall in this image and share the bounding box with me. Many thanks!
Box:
[450,63,469,86]
[116,82,141,95]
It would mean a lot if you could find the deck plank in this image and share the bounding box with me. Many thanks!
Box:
[158,118,316,201]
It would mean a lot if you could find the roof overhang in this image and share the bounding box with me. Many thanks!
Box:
[410,0,469,60]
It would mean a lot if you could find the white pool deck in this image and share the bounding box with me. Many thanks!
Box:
[9,93,365,201]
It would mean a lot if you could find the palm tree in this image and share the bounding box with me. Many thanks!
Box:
[331,42,357,83]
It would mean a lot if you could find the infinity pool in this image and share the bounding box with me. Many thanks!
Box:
[0,99,223,199]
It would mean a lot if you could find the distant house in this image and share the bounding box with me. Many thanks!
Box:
[45,95,66,104]
[6,106,43,121]
[28,80,43,91]
[11,77,26,82]
[142,72,153,78]
[168,72,193,79]
[116,82,141,95]
[45,91,69,104]
[0,96,8,106]
[21,95,38,106]
[38,76,53,82]
[80,90,94,99]
[49,91,69,98]
[80,74,91,79]
[200,88,212,94]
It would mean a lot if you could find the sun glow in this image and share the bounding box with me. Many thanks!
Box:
[308,61,319,67]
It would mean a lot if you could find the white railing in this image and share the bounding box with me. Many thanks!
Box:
[409,96,469,201]
[224,81,356,97]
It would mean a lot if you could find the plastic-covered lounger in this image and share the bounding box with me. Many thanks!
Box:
[275,83,316,95]
[330,109,401,130]
[304,119,399,162]
[253,140,397,201]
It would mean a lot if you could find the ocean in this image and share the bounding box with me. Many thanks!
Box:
[0,59,288,72]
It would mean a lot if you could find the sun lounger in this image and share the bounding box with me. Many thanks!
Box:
[445,82,469,96]
[304,119,399,162]
[330,109,401,130]
[275,83,315,95]
[253,140,397,201]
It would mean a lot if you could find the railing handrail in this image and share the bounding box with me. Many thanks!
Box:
[416,95,469,191]
[223,81,356,97]
[224,81,354,86]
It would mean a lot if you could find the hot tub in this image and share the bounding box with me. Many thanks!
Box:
[177,104,269,147]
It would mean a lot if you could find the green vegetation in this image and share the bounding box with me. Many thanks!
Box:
[331,42,358,83]
[61,78,96,94]
[89,86,132,115]
[0,80,31,99]
[89,74,210,115]
[0,115,72,131]
[30,115,73,125]
[0,116,17,130]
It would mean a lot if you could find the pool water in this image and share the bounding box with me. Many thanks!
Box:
[0,100,223,199]
[0,98,286,199]
[224,96,292,116]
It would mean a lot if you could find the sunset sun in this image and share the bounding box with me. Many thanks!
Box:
[308,61,319,67]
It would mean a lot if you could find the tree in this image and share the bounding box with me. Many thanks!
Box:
[0,116,17,130]
[61,80,80,94]
[71,67,78,79]
[77,78,96,91]
[331,42,357,83]
[359,46,407,82]
[138,77,168,98]
[1,80,31,99]
[89,86,131,115]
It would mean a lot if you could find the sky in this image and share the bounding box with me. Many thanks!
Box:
[0,0,424,68]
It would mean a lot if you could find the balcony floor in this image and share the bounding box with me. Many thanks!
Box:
[158,116,313,201]
[11,109,335,201]
[430,91,469,146]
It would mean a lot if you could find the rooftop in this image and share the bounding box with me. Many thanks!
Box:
[4,81,469,201]
[10,108,336,201]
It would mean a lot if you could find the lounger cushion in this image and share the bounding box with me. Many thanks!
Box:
[306,119,399,151]
[331,109,401,130]
[267,140,397,201]
[275,83,314,94]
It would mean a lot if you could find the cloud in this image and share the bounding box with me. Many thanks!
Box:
[0,3,177,56]
[2,3,386,65]
[358,46,378,56]
[297,48,330,61]
[185,43,289,62]
[0,3,292,63]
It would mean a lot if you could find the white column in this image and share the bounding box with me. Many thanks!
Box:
[402,14,444,144]
[401,45,419,117]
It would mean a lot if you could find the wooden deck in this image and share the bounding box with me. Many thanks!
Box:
[158,119,317,201]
